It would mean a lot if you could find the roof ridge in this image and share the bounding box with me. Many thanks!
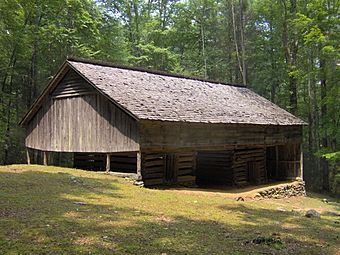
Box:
[67,56,247,88]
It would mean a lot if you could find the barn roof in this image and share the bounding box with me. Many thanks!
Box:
[20,58,306,126]
[68,59,305,125]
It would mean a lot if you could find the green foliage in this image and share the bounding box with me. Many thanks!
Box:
[129,43,181,72]
[323,151,340,161]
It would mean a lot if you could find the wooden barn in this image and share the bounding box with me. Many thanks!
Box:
[20,58,306,187]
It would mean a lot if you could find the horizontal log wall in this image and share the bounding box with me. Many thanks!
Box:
[142,151,196,186]
[142,152,166,185]
[232,147,266,186]
[25,71,139,153]
[176,152,196,183]
[139,120,302,150]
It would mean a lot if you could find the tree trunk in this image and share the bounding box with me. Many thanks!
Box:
[320,58,329,191]
[281,0,298,115]
[239,0,247,85]
[231,1,244,84]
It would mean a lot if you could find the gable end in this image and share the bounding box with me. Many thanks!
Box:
[51,70,95,99]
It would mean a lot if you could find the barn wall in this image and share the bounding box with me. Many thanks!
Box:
[25,71,139,153]
[141,151,196,186]
[139,120,302,150]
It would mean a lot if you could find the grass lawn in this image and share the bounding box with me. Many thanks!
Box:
[0,165,339,255]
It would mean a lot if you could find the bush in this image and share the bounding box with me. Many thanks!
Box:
[324,151,340,196]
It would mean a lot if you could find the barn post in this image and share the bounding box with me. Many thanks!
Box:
[263,145,267,183]
[299,144,304,180]
[43,151,48,165]
[136,151,142,180]
[26,148,31,165]
[275,145,279,178]
[106,154,111,173]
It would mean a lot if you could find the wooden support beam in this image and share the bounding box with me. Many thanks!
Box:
[106,154,111,173]
[136,151,142,180]
[263,146,267,182]
[26,148,31,165]
[43,151,48,166]
[300,144,304,180]
[275,145,279,178]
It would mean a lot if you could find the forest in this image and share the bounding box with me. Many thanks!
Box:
[0,0,338,193]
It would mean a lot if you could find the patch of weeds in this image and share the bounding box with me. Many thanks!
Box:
[249,236,285,250]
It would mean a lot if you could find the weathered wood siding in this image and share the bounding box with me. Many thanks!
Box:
[232,147,266,186]
[267,144,301,180]
[25,71,139,153]
[142,151,196,186]
[52,70,94,98]
[139,120,302,149]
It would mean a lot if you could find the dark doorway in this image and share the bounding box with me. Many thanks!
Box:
[165,153,176,184]
[196,150,233,185]
[266,144,301,181]
[73,152,137,173]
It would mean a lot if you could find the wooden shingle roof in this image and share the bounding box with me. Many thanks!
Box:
[68,59,305,125]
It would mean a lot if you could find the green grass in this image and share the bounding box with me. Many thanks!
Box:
[0,165,339,255]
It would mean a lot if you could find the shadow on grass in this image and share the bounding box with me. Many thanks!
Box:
[0,169,339,255]
[307,192,340,203]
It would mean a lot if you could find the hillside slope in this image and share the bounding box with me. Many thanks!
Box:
[0,165,339,255]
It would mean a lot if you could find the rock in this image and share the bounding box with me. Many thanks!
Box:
[323,211,340,217]
[236,197,244,201]
[102,235,115,241]
[73,201,87,206]
[305,209,321,218]
[133,180,144,187]
[277,207,286,212]
[254,181,306,199]
[254,193,262,199]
